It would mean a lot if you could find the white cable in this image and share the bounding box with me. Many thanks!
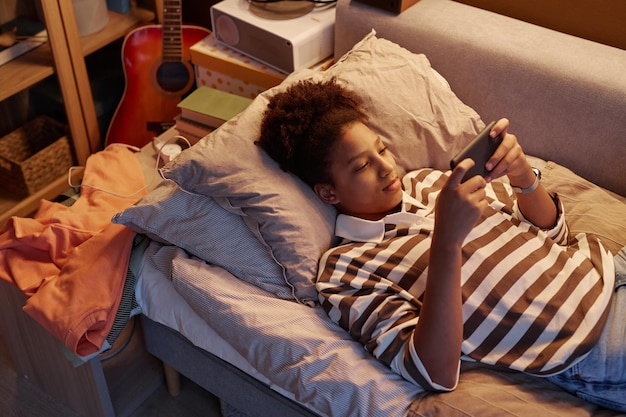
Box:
[153,134,191,168]
[65,139,191,198]
[67,165,148,198]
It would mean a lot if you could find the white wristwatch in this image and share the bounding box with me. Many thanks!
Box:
[511,167,541,194]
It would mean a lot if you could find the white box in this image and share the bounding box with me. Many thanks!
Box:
[210,0,335,73]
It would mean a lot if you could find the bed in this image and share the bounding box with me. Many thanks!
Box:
[2,0,625,416]
[111,1,626,415]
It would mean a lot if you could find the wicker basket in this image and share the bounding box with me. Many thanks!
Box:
[0,116,73,198]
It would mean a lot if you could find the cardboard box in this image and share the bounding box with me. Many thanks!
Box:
[190,33,286,99]
[355,0,420,14]
[191,33,334,99]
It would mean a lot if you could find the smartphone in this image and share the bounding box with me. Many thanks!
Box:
[450,121,503,182]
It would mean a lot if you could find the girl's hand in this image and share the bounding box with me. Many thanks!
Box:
[436,158,488,247]
[484,118,533,185]
[483,118,558,229]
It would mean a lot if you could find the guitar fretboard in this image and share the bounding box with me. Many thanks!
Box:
[162,0,183,61]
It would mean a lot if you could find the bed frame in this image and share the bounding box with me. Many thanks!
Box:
[141,316,317,417]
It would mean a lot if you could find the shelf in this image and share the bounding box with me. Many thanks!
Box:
[0,42,56,101]
[0,169,82,227]
[81,8,155,56]
[0,6,155,228]
[0,8,154,103]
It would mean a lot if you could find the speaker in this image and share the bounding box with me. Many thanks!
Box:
[211,0,335,74]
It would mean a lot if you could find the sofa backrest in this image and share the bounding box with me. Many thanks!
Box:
[334,0,626,197]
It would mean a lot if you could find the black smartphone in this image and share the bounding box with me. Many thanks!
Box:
[450,121,503,182]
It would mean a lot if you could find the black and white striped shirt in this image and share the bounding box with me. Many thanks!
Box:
[316,169,615,391]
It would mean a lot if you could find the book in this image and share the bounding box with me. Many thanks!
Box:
[177,86,253,129]
[0,17,47,67]
[174,115,213,144]
[174,129,204,146]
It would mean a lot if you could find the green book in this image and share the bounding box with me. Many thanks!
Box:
[177,86,253,128]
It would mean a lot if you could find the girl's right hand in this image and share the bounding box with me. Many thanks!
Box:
[435,159,488,246]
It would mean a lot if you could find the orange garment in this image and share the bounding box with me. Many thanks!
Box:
[0,145,146,356]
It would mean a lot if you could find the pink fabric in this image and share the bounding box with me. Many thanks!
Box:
[0,145,146,356]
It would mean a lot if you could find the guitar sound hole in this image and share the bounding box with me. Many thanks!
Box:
[156,62,191,93]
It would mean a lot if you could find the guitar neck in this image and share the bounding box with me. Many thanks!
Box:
[162,0,183,62]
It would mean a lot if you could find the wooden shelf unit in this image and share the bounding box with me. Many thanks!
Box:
[0,4,164,416]
[0,3,155,227]
[0,8,154,101]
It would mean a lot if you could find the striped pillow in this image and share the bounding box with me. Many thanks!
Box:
[112,180,299,300]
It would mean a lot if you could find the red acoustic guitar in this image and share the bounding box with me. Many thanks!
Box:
[105,0,210,148]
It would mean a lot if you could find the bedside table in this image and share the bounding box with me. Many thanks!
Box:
[0,280,162,417]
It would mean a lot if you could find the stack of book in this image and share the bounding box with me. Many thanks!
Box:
[175,86,253,144]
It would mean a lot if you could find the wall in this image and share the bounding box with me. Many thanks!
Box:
[454,0,626,50]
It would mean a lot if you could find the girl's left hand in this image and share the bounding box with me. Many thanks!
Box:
[484,118,534,186]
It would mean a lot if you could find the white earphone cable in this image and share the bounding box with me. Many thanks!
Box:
[66,137,192,198]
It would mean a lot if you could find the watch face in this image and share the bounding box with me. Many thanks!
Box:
[532,167,542,181]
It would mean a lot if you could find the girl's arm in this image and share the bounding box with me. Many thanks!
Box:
[485,119,557,229]
[412,159,486,388]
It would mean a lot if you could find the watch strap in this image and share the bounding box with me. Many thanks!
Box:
[511,168,541,194]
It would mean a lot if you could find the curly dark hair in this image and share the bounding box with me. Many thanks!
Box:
[256,79,368,187]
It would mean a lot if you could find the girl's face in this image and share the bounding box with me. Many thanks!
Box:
[314,121,403,220]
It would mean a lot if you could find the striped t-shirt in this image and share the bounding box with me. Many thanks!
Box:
[316,168,615,391]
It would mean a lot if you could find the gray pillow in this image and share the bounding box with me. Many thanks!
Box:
[112,180,299,300]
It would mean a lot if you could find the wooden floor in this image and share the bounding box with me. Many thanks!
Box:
[0,329,225,417]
